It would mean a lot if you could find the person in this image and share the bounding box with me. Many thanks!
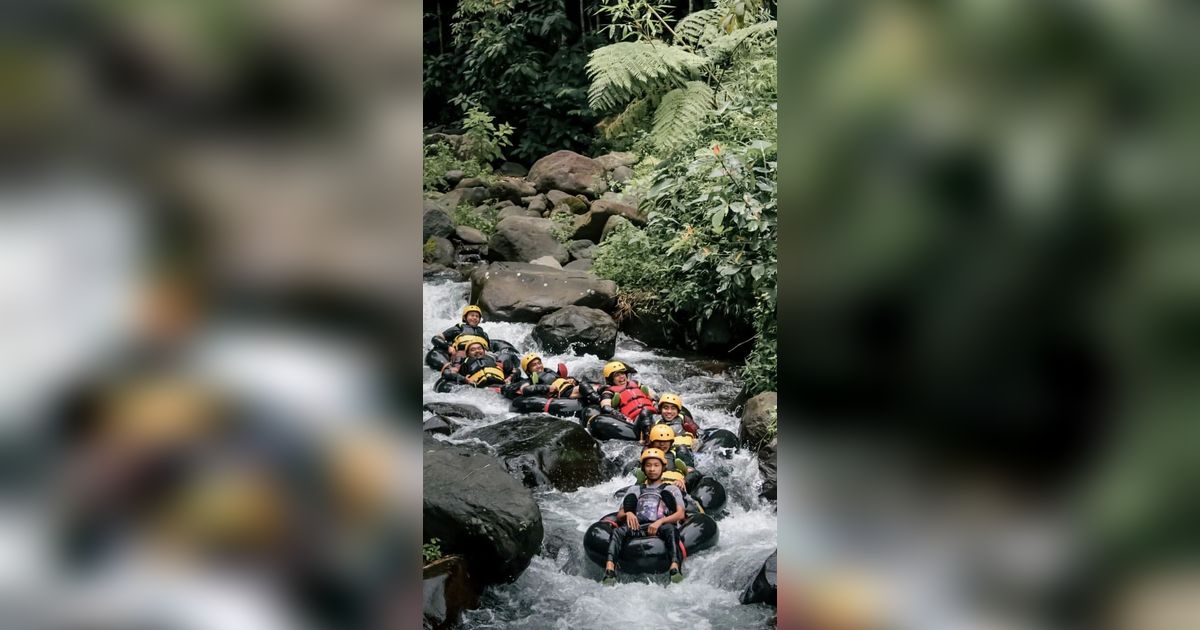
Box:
[502,353,562,398]
[439,336,507,388]
[631,424,692,491]
[603,448,686,585]
[656,393,700,438]
[431,305,490,361]
[599,361,658,438]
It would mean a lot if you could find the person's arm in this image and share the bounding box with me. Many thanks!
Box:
[617,491,639,529]
[600,390,614,409]
[648,487,685,534]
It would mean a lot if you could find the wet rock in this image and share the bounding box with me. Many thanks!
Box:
[470,262,618,323]
[594,151,638,171]
[532,305,618,359]
[529,256,562,269]
[423,555,480,629]
[739,391,778,451]
[758,436,777,501]
[527,150,607,197]
[739,550,777,605]
[487,216,569,264]
[423,402,484,420]
[423,263,464,282]
[564,259,593,271]
[498,162,528,177]
[454,225,488,245]
[423,439,544,585]
[423,208,456,241]
[424,236,456,266]
[423,414,461,435]
[465,415,605,491]
[567,239,595,261]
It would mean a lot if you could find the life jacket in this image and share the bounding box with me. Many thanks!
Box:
[548,378,575,398]
[634,448,686,482]
[451,325,490,348]
[608,381,657,420]
[526,368,558,386]
[460,355,505,386]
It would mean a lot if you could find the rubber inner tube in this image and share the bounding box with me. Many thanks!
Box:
[586,412,638,441]
[583,511,719,574]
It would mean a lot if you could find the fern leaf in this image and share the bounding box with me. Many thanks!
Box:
[674,9,723,50]
[601,96,654,141]
[650,81,714,151]
[703,20,777,62]
[586,41,708,112]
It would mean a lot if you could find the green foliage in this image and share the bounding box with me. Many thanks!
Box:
[674,9,723,50]
[549,211,576,245]
[452,202,500,237]
[596,0,677,42]
[422,538,443,564]
[650,81,714,152]
[423,140,491,192]
[423,237,438,262]
[585,42,708,112]
[456,101,514,164]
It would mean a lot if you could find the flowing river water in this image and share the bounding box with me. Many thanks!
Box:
[423,279,778,628]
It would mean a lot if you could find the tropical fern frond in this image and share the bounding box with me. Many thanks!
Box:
[601,96,654,141]
[586,41,708,112]
[674,9,723,50]
[703,20,777,63]
[649,81,714,151]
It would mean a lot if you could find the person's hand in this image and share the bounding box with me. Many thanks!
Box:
[647,519,661,535]
[673,478,687,490]
[623,512,639,530]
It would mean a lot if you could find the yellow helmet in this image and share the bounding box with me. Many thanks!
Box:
[455,335,489,352]
[461,305,483,321]
[639,448,667,467]
[658,393,683,411]
[520,353,542,374]
[648,424,676,443]
[603,360,629,382]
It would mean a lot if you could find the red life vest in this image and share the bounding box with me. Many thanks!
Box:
[608,381,657,420]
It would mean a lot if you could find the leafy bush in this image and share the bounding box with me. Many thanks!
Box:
[423,237,438,262]
[456,100,514,164]
[451,202,500,237]
[423,141,491,192]
[549,210,576,245]
[423,538,443,564]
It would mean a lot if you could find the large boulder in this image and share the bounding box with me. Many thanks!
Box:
[471,262,618,323]
[456,177,485,189]
[571,198,647,242]
[546,190,589,214]
[594,151,638,171]
[424,438,544,585]
[423,263,464,282]
[489,178,538,204]
[423,555,480,629]
[529,256,562,269]
[498,162,528,177]
[487,216,569,264]
[758,436,777,501]
[454,225,488,245]
[527,150,607,197]
[424,236,455,266]
[532,306,618,359]
[498,206,542,221]
[525,195,548,214]
[610,165,634,183]
[740,391,778,450]
[466,415,606,491]
[423,207,456,241]
[433,189,465,212]
[564,259,593,271]
[443,170,465,188]
[567,239,595,261]
[460,186,490,206]
[739,550,778,605]
[423,414,461,435]
[600,215,631,243]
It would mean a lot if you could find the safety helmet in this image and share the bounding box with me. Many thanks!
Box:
[639,448,667,467]
[520,353,542,374]
[461,305,483,322]
[455,335,488,352]
[648,424,676,443]
[603,360,630,383]
[658,393,683,411]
